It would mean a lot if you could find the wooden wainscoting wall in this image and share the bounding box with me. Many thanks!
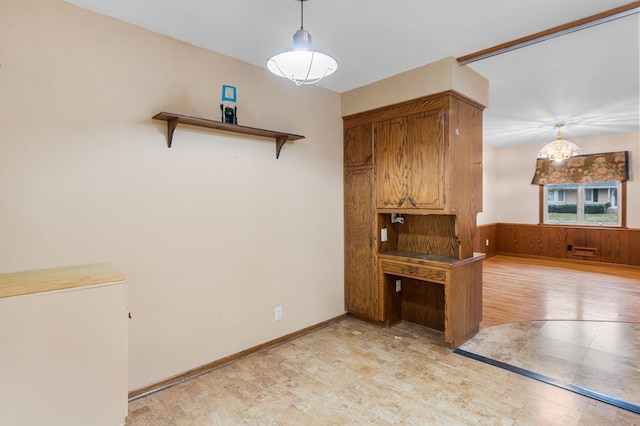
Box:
[474,224,498,257]
[474,223,640,266]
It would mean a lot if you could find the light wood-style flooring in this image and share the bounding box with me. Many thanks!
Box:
[126,255,640,425]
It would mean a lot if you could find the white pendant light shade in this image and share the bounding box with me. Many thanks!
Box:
[537,123,582,161]
[267,2,337,85]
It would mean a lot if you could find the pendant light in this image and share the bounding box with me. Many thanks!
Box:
[267,0,337,85]
[537,123,583,161]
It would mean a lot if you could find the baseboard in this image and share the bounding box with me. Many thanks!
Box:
[128,313,348,401]
[346,311,384,327]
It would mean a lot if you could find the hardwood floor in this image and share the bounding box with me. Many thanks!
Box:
[481,255,640,328]
[465,255,640,414]
[126,255,640,425]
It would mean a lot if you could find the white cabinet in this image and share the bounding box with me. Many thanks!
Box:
[0,265,127,426]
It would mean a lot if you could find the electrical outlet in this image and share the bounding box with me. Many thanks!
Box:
[381,228,388,242]
[485,239,490,247]
[395,279,401,292]
[275,306,282,321]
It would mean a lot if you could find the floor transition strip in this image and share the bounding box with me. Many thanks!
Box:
[453,348,640,415]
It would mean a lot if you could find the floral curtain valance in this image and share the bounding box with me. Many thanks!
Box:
[532,151,629,185]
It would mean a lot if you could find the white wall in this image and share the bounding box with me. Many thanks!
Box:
[0,0,344,391]
[484,132,640,228]
[477,144,498,225]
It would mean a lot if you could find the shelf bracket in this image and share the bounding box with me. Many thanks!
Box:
[166,117,179,148]
[275,136,287,159]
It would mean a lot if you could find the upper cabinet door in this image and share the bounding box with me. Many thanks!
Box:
[374,110,444,210]
[408,109,445,209]
[374,117,409,209]
[344,123,374,168]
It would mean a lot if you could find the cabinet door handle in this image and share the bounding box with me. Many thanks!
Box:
[398,198,405,206]
[408,197,417,207]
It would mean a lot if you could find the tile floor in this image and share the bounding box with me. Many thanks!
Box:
[126,318,639,425]
[457,320,640,409]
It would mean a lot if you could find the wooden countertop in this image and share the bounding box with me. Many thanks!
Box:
[379,251,485,268]
[0,264,125,298]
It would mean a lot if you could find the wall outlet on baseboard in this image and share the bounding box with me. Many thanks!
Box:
[275,306,282,321]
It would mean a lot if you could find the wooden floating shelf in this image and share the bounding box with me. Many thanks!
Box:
[153,112,305,159]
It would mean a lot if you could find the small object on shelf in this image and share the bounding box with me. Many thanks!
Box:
[220,85,238,124]
[221,85,237,102]
[152,112,304,159]
[220,104,237,124]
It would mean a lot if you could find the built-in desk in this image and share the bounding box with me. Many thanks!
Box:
[379,251,484,348]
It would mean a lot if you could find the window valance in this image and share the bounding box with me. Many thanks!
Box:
[532,151,629,185]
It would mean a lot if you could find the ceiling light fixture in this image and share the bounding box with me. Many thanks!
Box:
[537,123,583,161]
[267,0,337,85]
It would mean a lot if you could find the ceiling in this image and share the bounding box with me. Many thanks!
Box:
[64,0,639,148]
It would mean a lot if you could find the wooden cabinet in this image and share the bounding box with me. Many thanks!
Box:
[344,168,378,320]
[344,123,373,168]
[343,91,485,347]
[375,109,445,209]
[373,95,482,216]
[380,252,484,348]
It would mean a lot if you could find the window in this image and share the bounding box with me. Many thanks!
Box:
[547,189,565,202]
[585,189,598,202]
[543,181,621,226]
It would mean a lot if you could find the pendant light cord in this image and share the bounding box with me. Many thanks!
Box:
[300,0,304,29]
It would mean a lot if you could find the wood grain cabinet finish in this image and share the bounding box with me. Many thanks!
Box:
[343,91,485,347]
[380,259,446,283]
[379,253,484,348]
[344,123,374,168]
[375,109,445,210]
[367,93,483,217]
[344,168,379,320]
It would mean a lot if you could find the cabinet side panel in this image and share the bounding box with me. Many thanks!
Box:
[344,169,377,319]
[446,261,483,348]
[447,95,484,215]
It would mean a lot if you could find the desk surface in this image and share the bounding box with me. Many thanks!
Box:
[0,264,125,298]
[379,251,485,268]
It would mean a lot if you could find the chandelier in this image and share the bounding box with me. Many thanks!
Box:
[537,123,582,161]
[267,0,337,85]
